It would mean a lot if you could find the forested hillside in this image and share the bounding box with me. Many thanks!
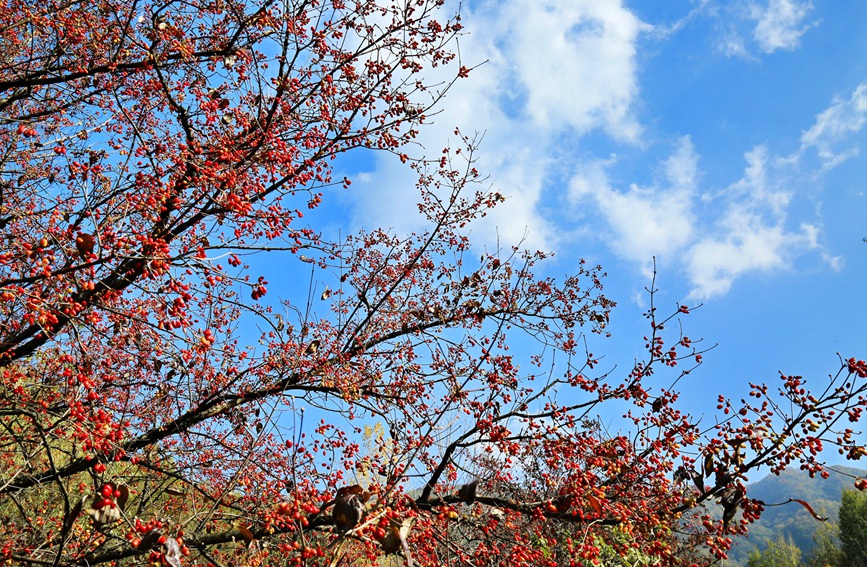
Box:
[724,467,867,566]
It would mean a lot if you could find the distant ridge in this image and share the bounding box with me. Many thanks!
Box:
[723,466,867,566]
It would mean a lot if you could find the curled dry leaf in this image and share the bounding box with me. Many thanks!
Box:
[587,493,603,515]
[720,485,743,530]
[88,483,127,526]
[789,498,829,521]
[457,479,479,504]
[703,453,715,478]
[237,524,255,543]
[60,495,86,541]
[115,484,130,510]
[378,516,414,555]
[336,484,364,498]
[87,501,121,526]
[689,469,705,493]
[75,233,94,257]
[715,468,732,488]
[137,529,163,552]
[402,101,420,117]
[333,486,365,532]
[553,494,573,514]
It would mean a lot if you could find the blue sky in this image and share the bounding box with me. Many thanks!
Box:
[299,0,867,454]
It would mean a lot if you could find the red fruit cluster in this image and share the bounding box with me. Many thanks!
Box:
[848,358,867,378]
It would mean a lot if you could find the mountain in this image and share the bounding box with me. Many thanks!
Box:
[722,466,867,566]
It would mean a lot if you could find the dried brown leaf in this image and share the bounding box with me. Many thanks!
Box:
[303,339,320,355]
[333,489,365,532]
[138,529,162,552]
[116,484,130,510]
[237,525,255,543]
[61,495,86,540]
[703,453,714,478]
[790,498,828,521]
[87,504,121,525]
[457,479,479,504]
[587,493,603,515]
[690,469,705,492]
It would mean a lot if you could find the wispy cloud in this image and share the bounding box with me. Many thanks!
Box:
[750,0,815,53]
[683,146,817,299]
[717,27,754,59]
[569,137,698,273]
[685,216,818,298]
[569,138,840,300]
[711,0,816,59]
[726,146,791,215]
[800,81,867,168]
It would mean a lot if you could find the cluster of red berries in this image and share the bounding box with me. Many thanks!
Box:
[16,123,37,137]
[251,276,268,300]
[94,483,121,510]
[847,358,867,378]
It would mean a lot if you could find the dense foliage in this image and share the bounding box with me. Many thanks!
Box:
[839,490,867,567]
[738,486,867,567]
[747,536,802,567]
[729,466,866,564]
[1,1,867,566]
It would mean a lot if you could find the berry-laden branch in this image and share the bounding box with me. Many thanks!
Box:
[1,2,866,567]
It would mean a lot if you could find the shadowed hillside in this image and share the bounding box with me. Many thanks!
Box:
[723,466,867,566]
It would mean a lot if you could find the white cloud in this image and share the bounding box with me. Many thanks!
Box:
[683,146,816,299]
[711,0,816,59]
[685,212,818,299]
[569,137,697,270]
[346,0,646,252]
[727,145,791,215]
[800,82,867,168]
[750,0,815,53]
[481,0,645,139]
[569,139,829,300]
[344,1,844,301]
[717,28,753,59]
[665,135,701,189]
[822,252,844,272]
